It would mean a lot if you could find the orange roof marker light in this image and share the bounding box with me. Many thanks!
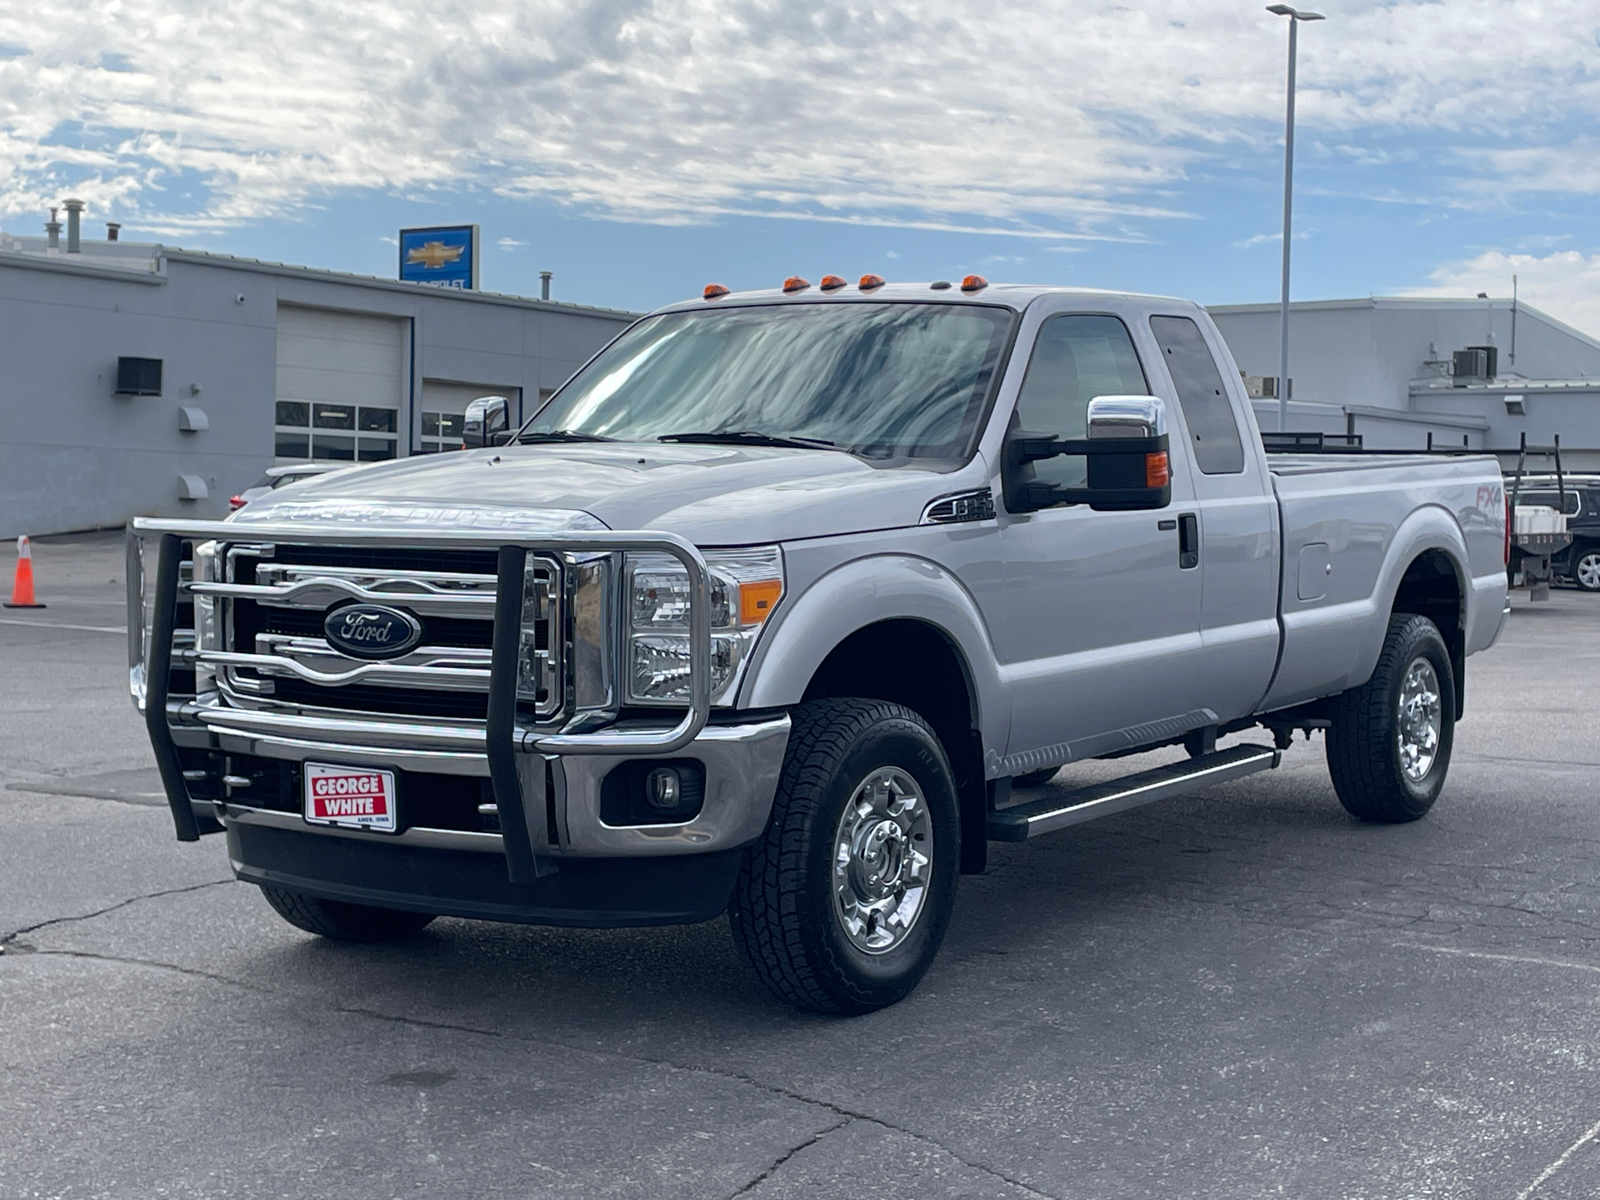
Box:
[782,275,811,293]
[859,274,886,290]
[703,283,730,300]
[960,274,988,292]
[819,274,848,291]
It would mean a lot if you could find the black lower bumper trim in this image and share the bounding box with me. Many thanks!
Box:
[227,822,743,928]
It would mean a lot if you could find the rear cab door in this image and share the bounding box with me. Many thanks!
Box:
[1144,306,1282,724]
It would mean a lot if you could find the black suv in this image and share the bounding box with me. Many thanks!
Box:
[1511,476,1600,592]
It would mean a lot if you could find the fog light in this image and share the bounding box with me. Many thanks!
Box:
[646,767,681,810]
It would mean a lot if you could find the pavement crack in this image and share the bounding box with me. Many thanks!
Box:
[16,944,1058,1197]
[726,1118,853,1197]
[0,878,234,948]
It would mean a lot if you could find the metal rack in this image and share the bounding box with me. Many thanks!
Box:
[1506,432,1573,602]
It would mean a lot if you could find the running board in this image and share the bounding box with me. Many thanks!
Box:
[986,744,1281,842]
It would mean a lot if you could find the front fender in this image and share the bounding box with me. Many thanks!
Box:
[738,553,1010,765]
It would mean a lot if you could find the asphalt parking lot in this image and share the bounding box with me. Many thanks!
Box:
[5,532,1600,1199]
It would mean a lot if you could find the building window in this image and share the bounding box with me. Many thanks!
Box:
[276,400,398,462]
[418,410,466,454]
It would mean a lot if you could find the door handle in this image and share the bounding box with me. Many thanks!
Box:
[1178,513,1199,569]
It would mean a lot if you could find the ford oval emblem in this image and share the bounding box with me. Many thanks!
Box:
[323,604,423,661]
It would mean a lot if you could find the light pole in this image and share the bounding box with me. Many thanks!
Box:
[1266,4,1323,432]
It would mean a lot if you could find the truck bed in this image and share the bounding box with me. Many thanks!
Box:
[1260,452,1507,713]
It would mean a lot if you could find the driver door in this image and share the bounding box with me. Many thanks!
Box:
[988,308,1208,771]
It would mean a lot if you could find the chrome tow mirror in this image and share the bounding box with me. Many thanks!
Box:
[1002,394,1172,513]
[464,395,511,448]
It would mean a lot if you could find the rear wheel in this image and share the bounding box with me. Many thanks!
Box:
[1571,546,1600,592]
[729,698,960,1014]
[259,885,436,942]
[1326,614,1456,823]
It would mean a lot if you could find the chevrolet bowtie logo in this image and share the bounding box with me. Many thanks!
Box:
[406,241,465,270]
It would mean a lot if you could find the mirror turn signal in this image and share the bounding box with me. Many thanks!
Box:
[1146,451,1170,489]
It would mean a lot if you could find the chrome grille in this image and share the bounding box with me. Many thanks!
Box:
[193,544,561,724]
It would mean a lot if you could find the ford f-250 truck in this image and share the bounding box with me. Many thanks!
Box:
[127,278,1509,1013]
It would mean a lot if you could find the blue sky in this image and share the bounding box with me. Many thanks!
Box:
[4,1,1599,328]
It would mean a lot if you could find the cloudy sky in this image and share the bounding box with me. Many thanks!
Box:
[3,0,1598,329]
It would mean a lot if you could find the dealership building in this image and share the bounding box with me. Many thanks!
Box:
[1210,296,1600,472]
[0,220,635,537]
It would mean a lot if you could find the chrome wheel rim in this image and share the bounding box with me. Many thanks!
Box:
[832,766,933,955]
[1397,657,1442,782]
[1577,553,1600,590]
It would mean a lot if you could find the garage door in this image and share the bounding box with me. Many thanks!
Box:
[419,381,521,454]
[275,307,406,463]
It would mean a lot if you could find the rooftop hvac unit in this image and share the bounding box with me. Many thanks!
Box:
[1451,345,1497,383]
[1242,374,1288,399]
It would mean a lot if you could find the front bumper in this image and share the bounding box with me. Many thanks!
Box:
[186,708,791,859]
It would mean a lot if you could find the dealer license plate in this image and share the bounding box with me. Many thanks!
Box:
[303,763,398,833]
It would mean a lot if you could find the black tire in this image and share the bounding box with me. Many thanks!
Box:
[259,884,436,942]
[1012,767,1058,788]
[728,698,961,1015]
[1570,545,1600,593]
[1326,614,1456,823]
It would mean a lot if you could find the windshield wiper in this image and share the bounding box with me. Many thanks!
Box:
[657,430,845,451]
[517,429,616,443]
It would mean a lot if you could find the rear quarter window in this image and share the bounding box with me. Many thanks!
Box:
[1149,315,1246,475]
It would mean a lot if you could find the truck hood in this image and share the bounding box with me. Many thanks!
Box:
[232,443,962,544]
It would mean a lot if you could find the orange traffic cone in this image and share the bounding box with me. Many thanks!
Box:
[5,536,45,608]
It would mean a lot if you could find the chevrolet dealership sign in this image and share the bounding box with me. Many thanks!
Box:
[399,225,478,290]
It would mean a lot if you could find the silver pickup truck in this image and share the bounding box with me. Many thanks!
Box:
[128,279,1509,1013]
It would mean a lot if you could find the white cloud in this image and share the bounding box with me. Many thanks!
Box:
[497,236,528,249]
[1233,231,1310,250]
[1418,250,1600,340]
[0,1,1596,236]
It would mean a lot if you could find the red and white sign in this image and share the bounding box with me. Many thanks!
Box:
[303,763,398,832]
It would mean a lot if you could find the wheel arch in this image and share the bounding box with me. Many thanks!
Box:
[1389,545,1468,720]
[740,555,1008,873]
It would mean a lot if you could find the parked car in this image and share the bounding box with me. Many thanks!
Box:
[1509,475,1600,591]
[127,280,1508,1014]
[229,462,352,511]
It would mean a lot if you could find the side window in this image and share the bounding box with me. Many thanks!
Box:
[1519,491,1581,516]
[1014,315,1148,489]
[1149,315,1245,475]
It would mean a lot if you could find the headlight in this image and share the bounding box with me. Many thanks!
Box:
[625,546,783,705]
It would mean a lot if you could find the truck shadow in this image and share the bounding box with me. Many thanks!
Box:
[244,765,1387,1039]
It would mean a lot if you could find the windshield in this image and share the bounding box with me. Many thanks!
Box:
[521,302,1015,460]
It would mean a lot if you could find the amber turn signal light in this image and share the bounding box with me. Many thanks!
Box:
[819,274,847,291]
[859,274,885,290]
[782,276,810,293]
[703,283,730,300]
[960,274,988,292]
[739,579,784,624]
[1145,451,1171,489]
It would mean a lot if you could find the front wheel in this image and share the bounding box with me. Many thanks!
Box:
[1326,614,1456,823]
[728,698,961,1014]
[259,885,437,942]
[1571,546,1600,592]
